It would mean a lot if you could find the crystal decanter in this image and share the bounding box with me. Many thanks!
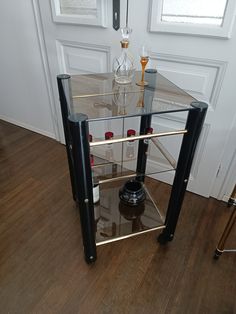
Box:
[113,27,135,84]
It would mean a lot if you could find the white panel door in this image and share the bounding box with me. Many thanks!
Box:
[35,0,236,199]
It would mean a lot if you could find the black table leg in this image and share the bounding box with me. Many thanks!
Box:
[158,102,208,244]
[57,74,77,201]
[136,114,152,182]
[68,113,97,264]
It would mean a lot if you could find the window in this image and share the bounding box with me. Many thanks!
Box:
[162,0,227,26]
[51,0,107,27]
[59,0,97,16]
[149,0,236,38]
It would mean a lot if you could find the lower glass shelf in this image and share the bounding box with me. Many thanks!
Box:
[94,178,165,246]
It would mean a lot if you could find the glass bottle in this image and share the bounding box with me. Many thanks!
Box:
[126,129,136,159]
[92,176,100,204]
[113,27,135,84]
[89,134,99,204]
[89,134,94,166]
[94,203,101,232]
[144,127,153,155]
[105,131,114,162]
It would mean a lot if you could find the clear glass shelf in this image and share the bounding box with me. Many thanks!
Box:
[92,144,176,184]
[95,177,165,246]
[70,72,196,121]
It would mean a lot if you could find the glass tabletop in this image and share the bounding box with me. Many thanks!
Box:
[70,71,196,121]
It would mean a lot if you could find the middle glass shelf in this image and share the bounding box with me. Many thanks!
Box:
[92,159,175,185]
[91,133,178,183]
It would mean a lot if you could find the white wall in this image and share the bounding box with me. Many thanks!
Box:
[0,0,55,138]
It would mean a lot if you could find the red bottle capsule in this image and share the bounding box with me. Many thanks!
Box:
[146,127,153,134]
[105,131,114,140]
[127,129,136,141]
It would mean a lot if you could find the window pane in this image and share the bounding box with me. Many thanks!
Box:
[162,0,228,26]
[59,0,97,15]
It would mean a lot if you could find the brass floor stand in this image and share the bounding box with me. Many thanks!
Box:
[214,185,236,259]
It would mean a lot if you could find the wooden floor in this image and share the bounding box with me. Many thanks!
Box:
[0,119,236,314]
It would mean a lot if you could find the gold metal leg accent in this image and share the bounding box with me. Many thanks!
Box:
[215,184,236,259]
[216,206,236,252]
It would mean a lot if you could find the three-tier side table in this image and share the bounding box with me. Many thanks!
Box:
[57,70,207,264]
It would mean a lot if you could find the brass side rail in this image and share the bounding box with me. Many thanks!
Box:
[99,173,136,184]
[151,137,177,169]
[98,169,175,185]
[96,224,166,246]
[90,129,187,147]
[72,89,144,99]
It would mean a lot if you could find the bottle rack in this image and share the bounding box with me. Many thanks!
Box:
[57,70,207,264]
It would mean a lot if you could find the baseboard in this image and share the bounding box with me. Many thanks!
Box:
[0,115,56,139]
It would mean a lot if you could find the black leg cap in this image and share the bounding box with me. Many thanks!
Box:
[213,249,222,260]
[85,255,97,264]
[157,232,173,245]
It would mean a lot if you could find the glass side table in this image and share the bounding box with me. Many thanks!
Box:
[57,70,208,264]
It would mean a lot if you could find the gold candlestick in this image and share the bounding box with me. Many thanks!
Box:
[136,46,149,86]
